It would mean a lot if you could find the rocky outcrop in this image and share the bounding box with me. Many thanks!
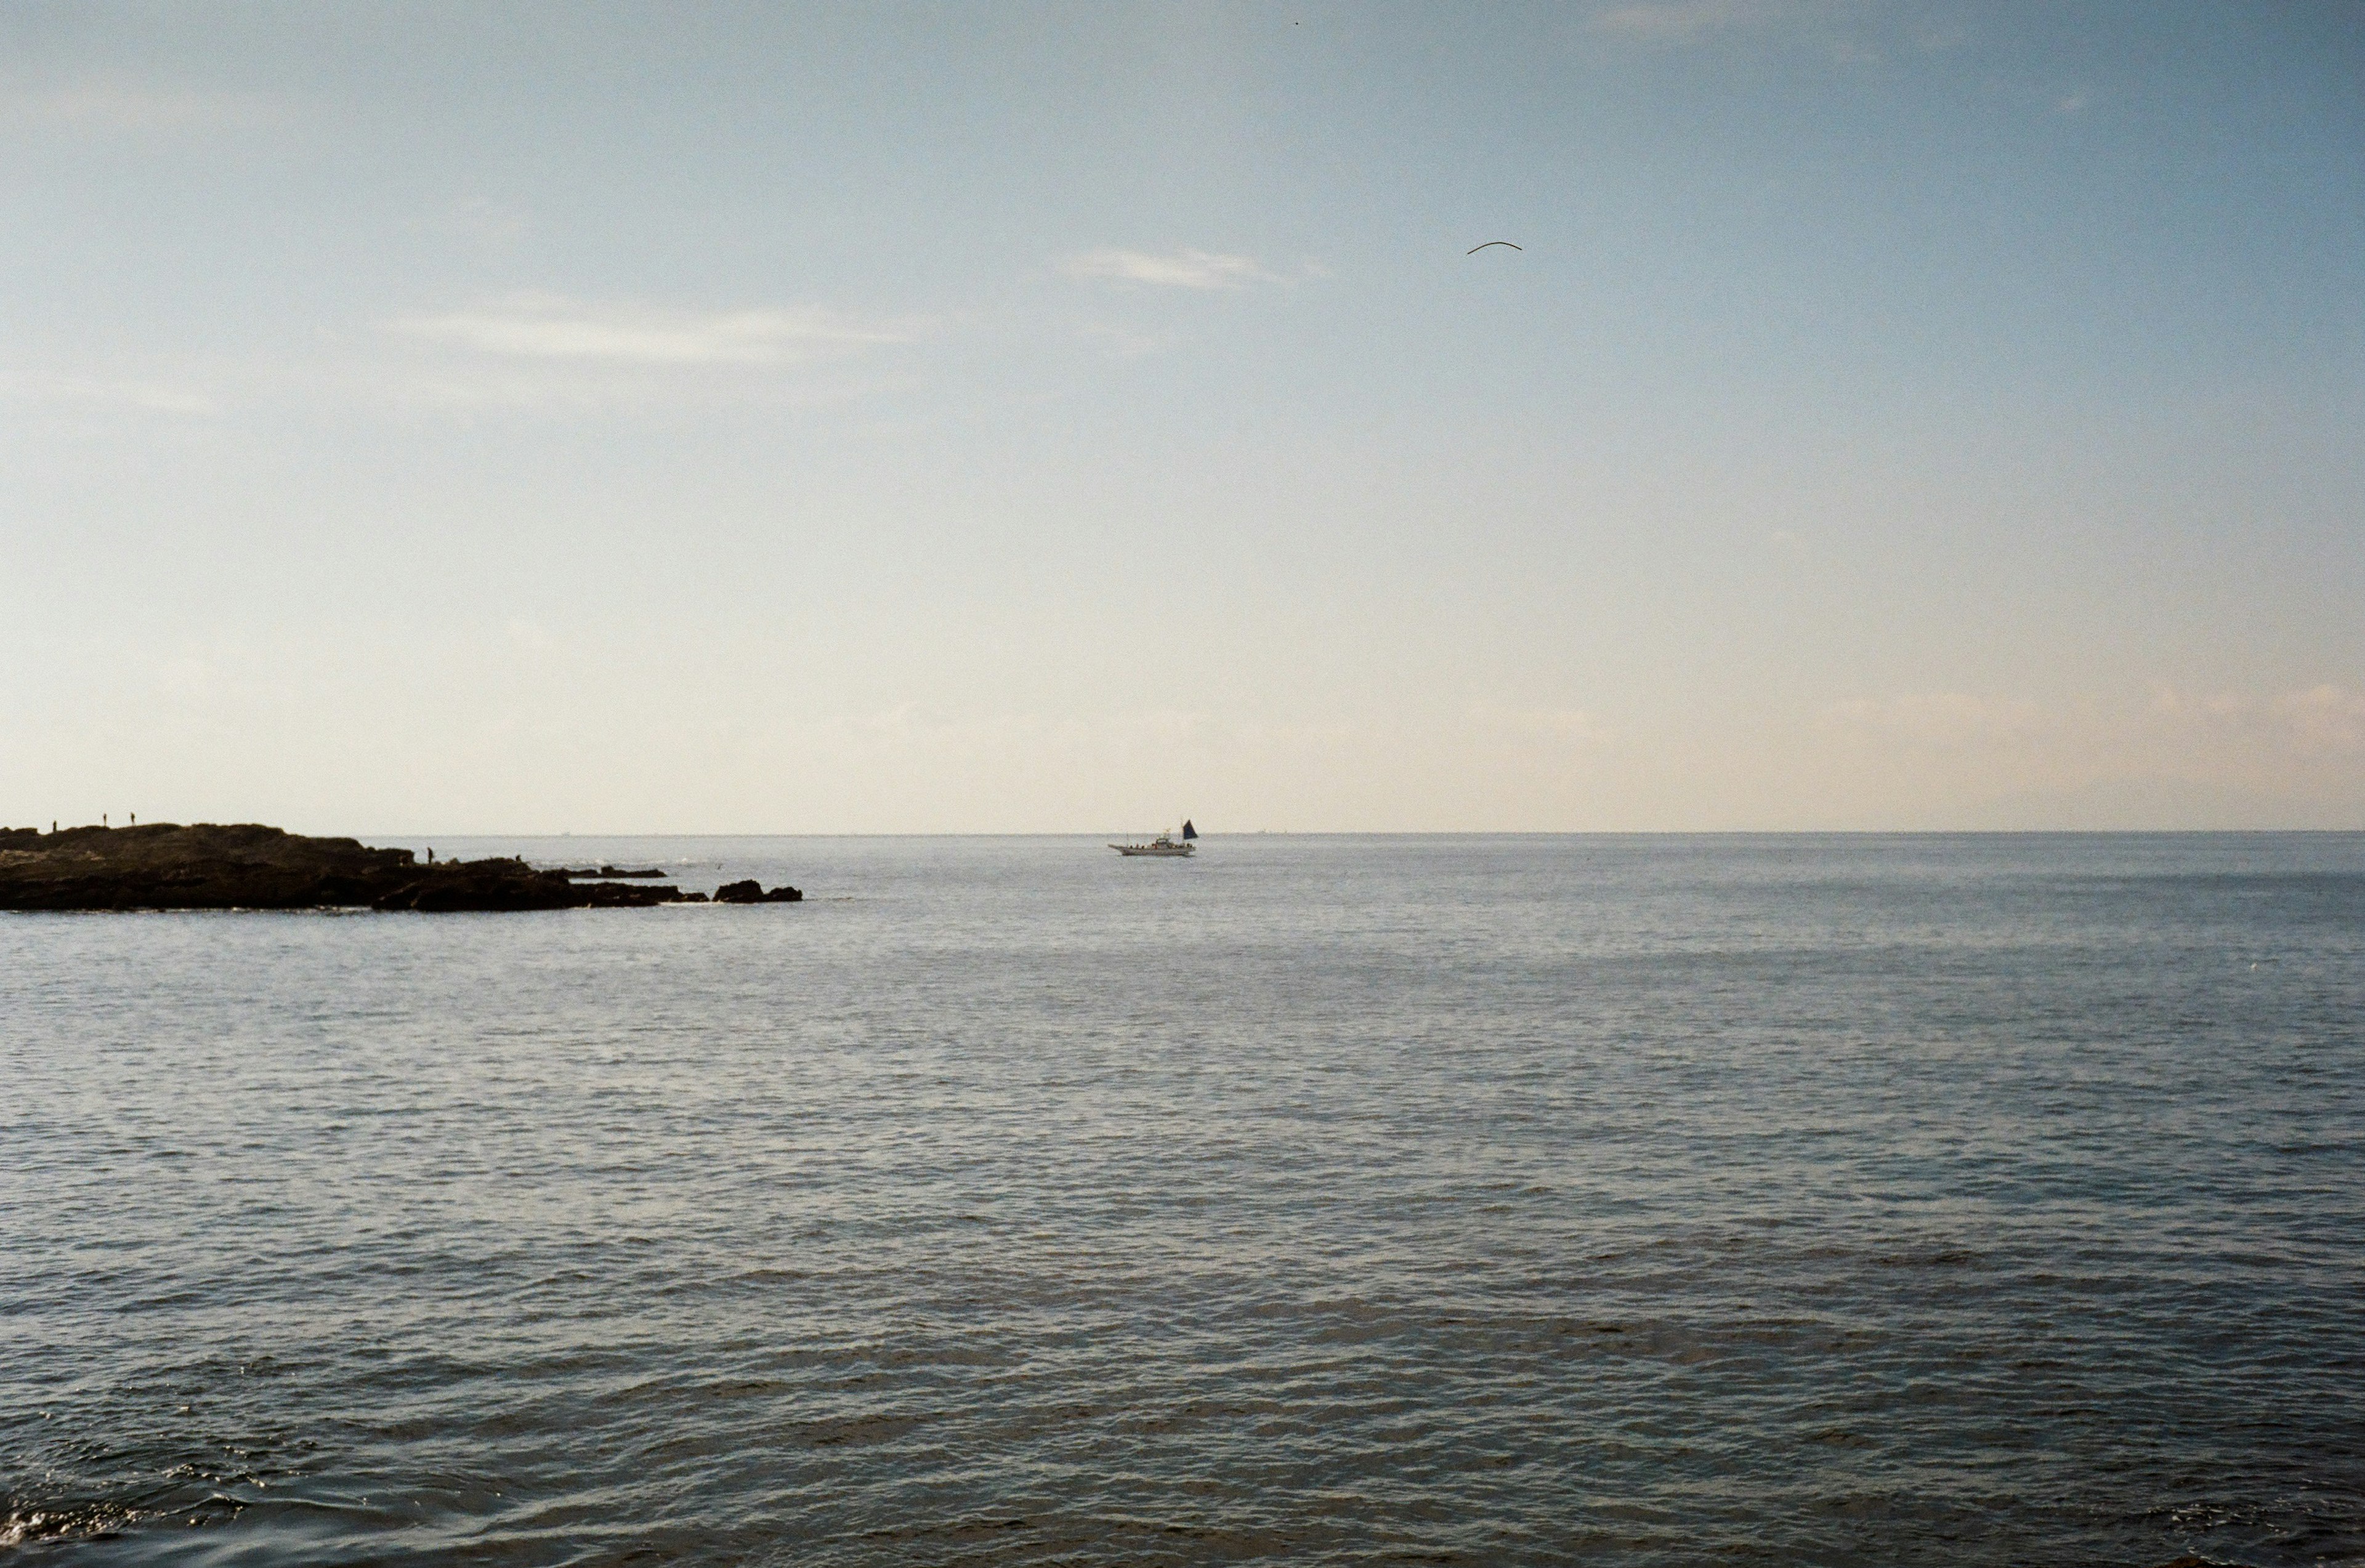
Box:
[369,860,686,912]
[713,878,803,904]
[554,865,669,879]
[0,823,720,913]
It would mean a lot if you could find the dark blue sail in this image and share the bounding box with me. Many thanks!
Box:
[1181,820,1197,840]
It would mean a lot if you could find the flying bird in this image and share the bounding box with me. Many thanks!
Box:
[1467,241,1522,254]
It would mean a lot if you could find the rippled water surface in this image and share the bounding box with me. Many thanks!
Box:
[4,833,2363,1566]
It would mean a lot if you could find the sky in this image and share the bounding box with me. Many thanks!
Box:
[3,0,2361,833]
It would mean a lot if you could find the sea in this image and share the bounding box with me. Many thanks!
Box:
[3,833,2361,1566]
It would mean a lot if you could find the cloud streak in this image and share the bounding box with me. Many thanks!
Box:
[3,76,279,132]
[0,373,222,417]
[2152,683,2365,759]
[1824,684,2365,769]
[384,293,924,365]
[1059,248,1276,290]
[1473,701,1609,745]
[1820,692,2045,751]
[1587,0,1781,42]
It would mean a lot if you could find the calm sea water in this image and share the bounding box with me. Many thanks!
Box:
[4,834,2361,1566]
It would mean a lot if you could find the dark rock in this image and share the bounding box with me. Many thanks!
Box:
[366,857,693,911]
[0,823,705,913]
[714,878,802,904]
[554,865,669,879]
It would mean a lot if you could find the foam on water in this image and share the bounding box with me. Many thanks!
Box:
[3,834,2361,1564]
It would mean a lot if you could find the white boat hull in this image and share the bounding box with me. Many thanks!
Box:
[1111,841,1194,856]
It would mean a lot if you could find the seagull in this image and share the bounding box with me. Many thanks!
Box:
[1467,241,1522,254]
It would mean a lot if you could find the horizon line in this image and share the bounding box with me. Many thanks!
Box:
[19,822,2362,838]
[348,826,2365,839]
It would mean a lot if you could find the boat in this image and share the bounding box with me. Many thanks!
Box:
[1112,819,1197,857]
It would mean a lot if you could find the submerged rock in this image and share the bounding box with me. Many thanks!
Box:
[370,860,685,912]
[0,823,722,913]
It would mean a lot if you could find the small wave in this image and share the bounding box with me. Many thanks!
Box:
[1,1500,142,1548]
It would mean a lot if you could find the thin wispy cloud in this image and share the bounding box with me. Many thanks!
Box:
[1589,2,1904,65]
[2151,683,2365,758]
[1588,0,1781,42]
[1825,685,2365,767]
[1473,701,1609,745]
[506,618,557,656]
[1059,248,1276,291]
[1078,321,1182,358]
[78,380,220,416]
[384,293,924,365]
[432,197,533,251]
[1821,692,2046,750]
[1,373,221,416]
[2276,685,2365,756]
[3,76,278,132]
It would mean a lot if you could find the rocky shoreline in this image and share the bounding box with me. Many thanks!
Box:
[0,824,802,912]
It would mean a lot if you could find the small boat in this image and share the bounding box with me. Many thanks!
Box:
[1112,819,1197,857]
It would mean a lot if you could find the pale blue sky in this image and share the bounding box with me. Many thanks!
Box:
[5,1,2361,831]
